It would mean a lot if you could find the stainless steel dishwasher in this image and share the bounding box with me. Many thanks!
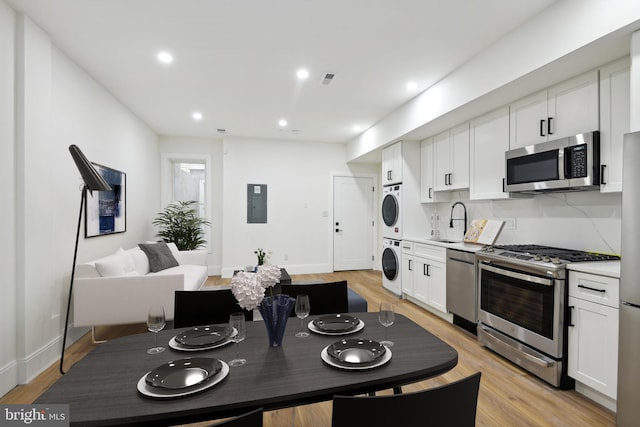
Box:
[446,248,477,331]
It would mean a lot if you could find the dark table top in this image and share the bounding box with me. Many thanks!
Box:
[37,312,457,426]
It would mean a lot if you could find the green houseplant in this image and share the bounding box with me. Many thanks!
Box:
[153,201,211,250]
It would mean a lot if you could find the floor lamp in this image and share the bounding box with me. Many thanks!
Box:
[60,145,112,375]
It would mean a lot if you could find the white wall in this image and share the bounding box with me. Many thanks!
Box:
[0,0,17,397]
[159,136,223,274]
[221,137,378,277]
[1,9,161,395]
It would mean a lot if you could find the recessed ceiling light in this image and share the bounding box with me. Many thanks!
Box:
[157,51,174,64]
[278,119,288,127]
[192,111,203,121]
[353,125,362,132]
[296,69,309,80]
[406,81,418,90]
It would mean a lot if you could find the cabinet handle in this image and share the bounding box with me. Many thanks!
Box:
[577,284,606,293]
[540,119,546,137]
[423,264,430,276]
[428,187,433,199]
[568,306,574,327]
[601,164,606,185]
[502,177,506,193]
[408,259,412,271]
[547,117,553,135]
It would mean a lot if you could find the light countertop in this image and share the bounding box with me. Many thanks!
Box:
[567,261,621,278]
[402,236,485,253]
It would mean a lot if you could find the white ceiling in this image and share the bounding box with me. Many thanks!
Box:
[7,0,561,144]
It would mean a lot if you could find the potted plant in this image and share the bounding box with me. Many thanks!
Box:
[152,201,211,250]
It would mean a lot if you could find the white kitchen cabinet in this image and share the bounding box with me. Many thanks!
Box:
[401,241,414,298]
[509,70,599,149]
[469,107,511,200]
[599,57,630,193]
[568,271,619,402]
[434,123,470,191]
[420,137,450,204]
[411,243,447,314]
[382,142,403,185]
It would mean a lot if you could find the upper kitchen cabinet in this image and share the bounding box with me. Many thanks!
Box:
[421,137,450,204]
[469,107,511,200]
[382,142,403,185]
[509,70,599,149]
[434,123,470,191]
[599,57,630,193]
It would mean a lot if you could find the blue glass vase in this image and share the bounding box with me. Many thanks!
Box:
[258,294,295,347]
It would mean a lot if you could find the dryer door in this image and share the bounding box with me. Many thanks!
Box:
[382,246,399,280]
[382,193,399,227]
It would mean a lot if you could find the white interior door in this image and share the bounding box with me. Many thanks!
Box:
[333,176,374,271]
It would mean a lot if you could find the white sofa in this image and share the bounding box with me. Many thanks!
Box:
[73,243,208,329]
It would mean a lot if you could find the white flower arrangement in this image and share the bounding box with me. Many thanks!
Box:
[231,264,282,311]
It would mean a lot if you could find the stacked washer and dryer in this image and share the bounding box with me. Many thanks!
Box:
[381,184,402,295]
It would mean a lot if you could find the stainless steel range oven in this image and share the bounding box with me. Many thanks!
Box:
[476,245,619,388]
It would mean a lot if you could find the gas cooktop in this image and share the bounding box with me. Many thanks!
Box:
[480,244,620,265]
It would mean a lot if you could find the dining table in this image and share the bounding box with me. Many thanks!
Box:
[36,312,458,426]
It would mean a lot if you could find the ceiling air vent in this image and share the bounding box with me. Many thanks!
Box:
[320,72,336,85]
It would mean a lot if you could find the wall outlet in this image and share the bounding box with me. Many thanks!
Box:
[503,218,517,230]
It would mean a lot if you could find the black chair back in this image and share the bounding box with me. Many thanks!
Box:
[174,289,253,328]
[280,281,349,317]
[331,372,481,427]
[208,408,263,427]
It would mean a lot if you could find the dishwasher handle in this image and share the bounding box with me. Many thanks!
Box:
[448,256,475,265]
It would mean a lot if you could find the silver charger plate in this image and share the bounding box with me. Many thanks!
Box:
[308,319,365,336]
[169,328,238,352]
[137,360,230,399]
[321,345,392,370]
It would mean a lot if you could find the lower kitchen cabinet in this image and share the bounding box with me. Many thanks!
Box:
[567,270,619,406]
[403,242,447,315]
[401,241,414,297]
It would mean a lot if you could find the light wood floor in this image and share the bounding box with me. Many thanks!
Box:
[1,271,615,426]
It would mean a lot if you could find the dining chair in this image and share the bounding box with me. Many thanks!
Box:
[331,372,481,427]
[174,289,254,328]
[280,280,349,317]
[208,408,263,427]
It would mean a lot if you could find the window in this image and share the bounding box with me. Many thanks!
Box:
[172,161,206,217]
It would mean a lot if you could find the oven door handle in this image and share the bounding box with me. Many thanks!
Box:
[479,262,554,287]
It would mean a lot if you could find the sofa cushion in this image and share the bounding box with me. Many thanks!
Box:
[129,248,150,275]
[149,265,208,290]
[95,258,126,277]
[138,242,179,273]
[117,248,136,273]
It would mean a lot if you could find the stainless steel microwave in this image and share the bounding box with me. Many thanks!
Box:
[504,131,600,193]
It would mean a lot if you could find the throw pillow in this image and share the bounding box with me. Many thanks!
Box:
[166,242,182,264]
[95,259,127,277]
[138,242,179,273]
[117,248,136,273]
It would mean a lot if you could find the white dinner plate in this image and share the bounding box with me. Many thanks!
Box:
[321,345,391,370]
[169,328,237,352]
[308,320,365,336]
[137,361,229,399]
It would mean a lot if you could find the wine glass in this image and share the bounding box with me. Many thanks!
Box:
[146,305,166,354]
[228,313,247,367]
[378,302,395,347]
[295,294,310,338]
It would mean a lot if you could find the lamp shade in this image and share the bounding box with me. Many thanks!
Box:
[69,145,112,192]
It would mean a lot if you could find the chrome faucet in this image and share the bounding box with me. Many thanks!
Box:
[449,202,467,236]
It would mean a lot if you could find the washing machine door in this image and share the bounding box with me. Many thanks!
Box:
[382,193,399,227]
[382,246,399,280]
